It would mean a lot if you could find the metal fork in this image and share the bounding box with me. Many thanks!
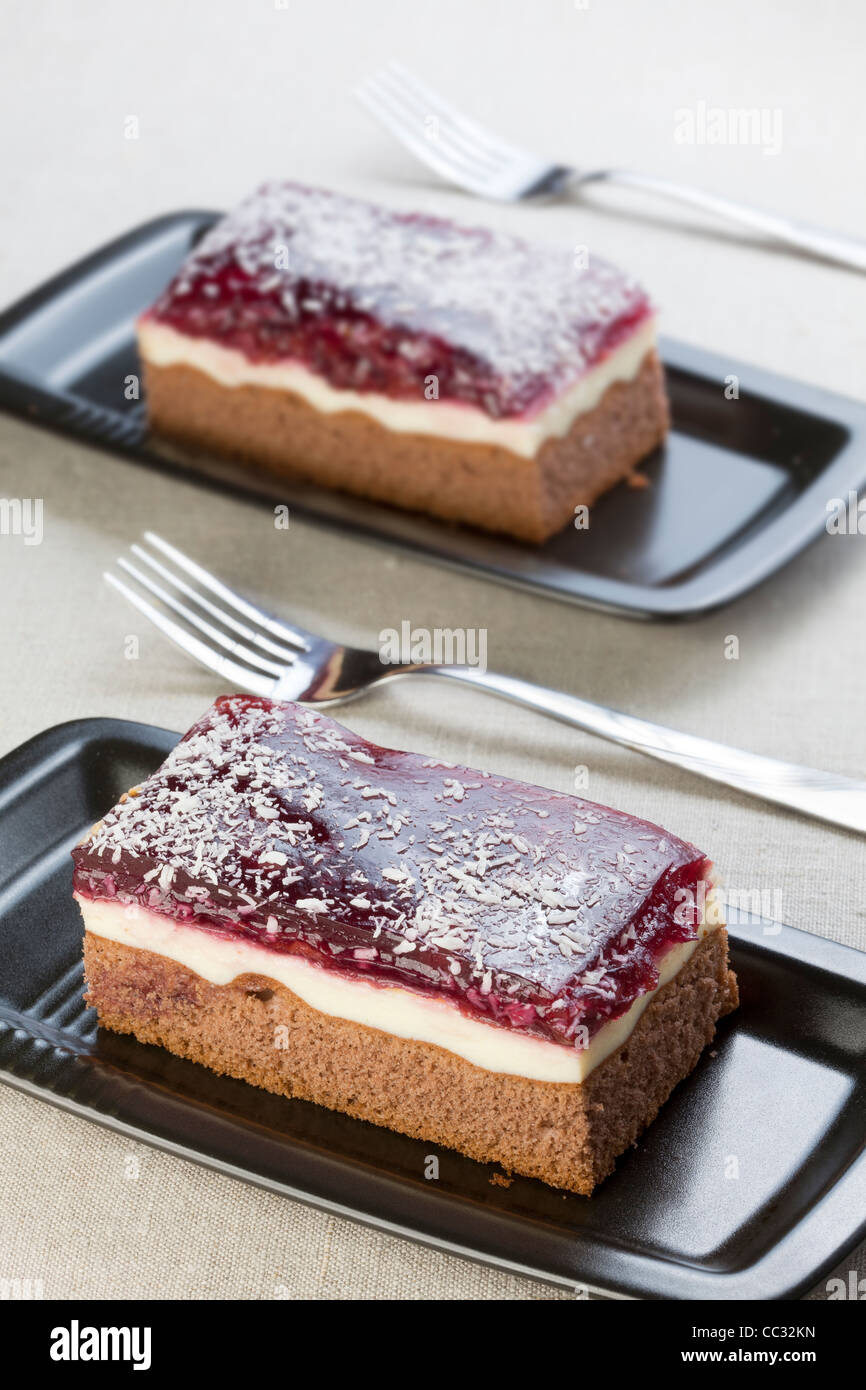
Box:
[355,62,866,273]
[104,533,866,836]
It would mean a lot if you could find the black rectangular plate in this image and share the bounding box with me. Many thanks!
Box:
[2,718,865,1300]
[1,212,866,618]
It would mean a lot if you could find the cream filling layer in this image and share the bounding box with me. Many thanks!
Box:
[138,317,657,459]
[79,895,716,1085]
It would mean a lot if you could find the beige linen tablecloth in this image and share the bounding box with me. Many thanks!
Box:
[1,0,865,1299]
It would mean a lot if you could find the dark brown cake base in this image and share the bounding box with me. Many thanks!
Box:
[141,348,669,544]
[83,926,736,1194]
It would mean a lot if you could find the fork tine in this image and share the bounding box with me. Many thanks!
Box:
[130,544,298,664]
[370,68,505,176]
[116,559,290,679]
[356,79,496,194]
[143,532,311,652]
[382,62,521,170]
[105,573,278,698]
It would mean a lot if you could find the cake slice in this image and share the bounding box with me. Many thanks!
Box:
[138,183,669,543]
[74,697,736,1194]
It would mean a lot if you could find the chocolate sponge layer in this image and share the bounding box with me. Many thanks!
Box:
[83,925,736,1195]
[141,349,668,544]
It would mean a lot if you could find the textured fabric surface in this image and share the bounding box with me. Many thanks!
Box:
[1,0,865,1300]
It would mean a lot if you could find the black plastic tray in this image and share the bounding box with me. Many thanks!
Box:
[2,716,865,1300]
[2,212,866,618]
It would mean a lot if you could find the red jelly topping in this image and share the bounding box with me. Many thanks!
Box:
[73,697,711,1048]
[146,182,652,420]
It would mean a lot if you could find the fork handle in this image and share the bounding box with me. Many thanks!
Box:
[427,667,866,835]
[570,168,866,272]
